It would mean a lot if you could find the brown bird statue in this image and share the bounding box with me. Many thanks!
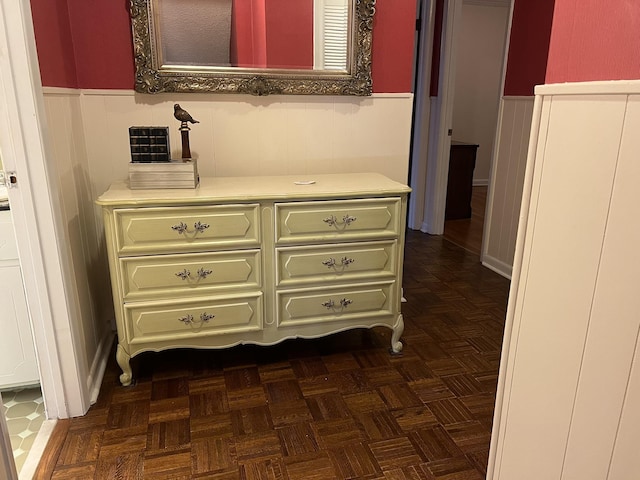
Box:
[173,104,199,124]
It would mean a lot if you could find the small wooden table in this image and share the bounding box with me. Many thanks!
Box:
[446,141,478,220]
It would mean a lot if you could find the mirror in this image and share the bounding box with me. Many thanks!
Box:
[130,0,376,96]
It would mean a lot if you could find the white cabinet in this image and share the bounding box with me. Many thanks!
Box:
[98,173,410,386]
[0,210,39,388]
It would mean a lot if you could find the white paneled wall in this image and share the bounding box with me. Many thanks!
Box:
[482,96,534,278]
[74,90,413,200]
[41,90,114,401]
[489,82,640,480]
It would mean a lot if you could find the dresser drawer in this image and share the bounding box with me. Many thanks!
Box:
[125,293,263,345]
[275,198,401,245]
[277,282,394,327]
[121,250,261,301]
[276,241,396,287]
[114,204,260,255]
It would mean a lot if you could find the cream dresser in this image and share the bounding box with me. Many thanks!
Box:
[97,174,410,385]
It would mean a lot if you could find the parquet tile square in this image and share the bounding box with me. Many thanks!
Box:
[36,231,510,479]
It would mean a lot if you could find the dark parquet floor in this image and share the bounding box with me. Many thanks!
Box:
[36,231,510,479]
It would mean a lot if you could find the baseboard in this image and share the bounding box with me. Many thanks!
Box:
[473,179,489,187]
[86,330,115,405]
[481,254,512,279]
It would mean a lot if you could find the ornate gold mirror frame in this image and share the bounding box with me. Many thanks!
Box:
[130,0,376,96]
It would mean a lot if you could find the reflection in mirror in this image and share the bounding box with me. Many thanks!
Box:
[130,0,375,96]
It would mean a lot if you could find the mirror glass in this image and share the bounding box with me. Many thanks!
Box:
[130,0,376,95]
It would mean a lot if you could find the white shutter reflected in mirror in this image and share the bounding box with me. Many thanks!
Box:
[314,0,349,70]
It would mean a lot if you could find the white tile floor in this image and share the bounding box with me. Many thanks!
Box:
[2,386,44,474]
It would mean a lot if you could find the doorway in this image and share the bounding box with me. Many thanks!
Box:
[409,0,512,258]
[0,163,45,474]
[443,0,510,255]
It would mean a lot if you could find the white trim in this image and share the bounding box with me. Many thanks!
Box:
[535,79,640,96]
[473,178,489,186]
[464,0,510,7]
[486,93,544,480]
[421,0,463,235]
[44,88,414,99]
[40,86,81,96]
[408,1,436,230]
[87,332,115,405]
[18,419,57,480]
[480,0,515,266]
[502,95,534,100]
[76,88,136,96]
[481,255,512,279]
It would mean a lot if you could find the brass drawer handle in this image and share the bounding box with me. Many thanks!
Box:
[200,312,215,322]
[341,257,354,266]
[178,314,194,324]
[322,258,336,268]
[175,269,191,280]
[194,221,210,233]
[171,222,188,234]
[197,267,212,279]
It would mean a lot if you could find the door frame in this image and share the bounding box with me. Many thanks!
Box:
[409,0,514,240]
[409,0,463,234]
[0,0,85,422]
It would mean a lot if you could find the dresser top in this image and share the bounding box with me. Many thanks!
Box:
[97,173,410,206]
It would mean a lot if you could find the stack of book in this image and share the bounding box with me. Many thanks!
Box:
[127,126,199,189]
[129,159,199,189]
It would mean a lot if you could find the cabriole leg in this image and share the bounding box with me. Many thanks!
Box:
[391,314,404,353]
[116,344,133,386]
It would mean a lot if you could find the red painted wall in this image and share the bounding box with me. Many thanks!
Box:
[372,0,416,93]
[265,0,313,69]
[29,0,78,88]
[30,0,416,93]
[503,0,555,96]
[546,0,640,83]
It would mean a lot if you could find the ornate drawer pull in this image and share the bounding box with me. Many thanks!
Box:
[194,221,210,233]
[171,221,210,235]
[321,300,335,309]
[323,215,337,226]
[323,214,357,228]
[343,214,357,225]
[171,222,188,234]
[341,257,354,266]
[322,258,336,268]
[175,269,191,280]
[178,314,194,324]
[197,267,212,279]
[200,312,215,322]
[340,298,353,308]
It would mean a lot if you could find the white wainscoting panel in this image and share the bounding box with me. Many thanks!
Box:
[489,83,640,480]
[41,90,114,404]
[76,91,413,201]
[482,96,534,278]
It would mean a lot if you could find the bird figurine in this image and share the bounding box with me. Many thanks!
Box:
[173,104,199,124]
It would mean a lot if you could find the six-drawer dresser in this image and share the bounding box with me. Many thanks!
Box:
[97,174,411,385]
